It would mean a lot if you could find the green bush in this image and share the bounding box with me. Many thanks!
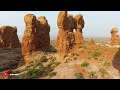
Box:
[49,56,56,61]
[27,63,45,79]
[65,58,72,63]
[73,57,77,60]
[19,63,45,79]
[102,61,111,67]
[81,62,89,67]
[64,54,67,58]
[71,53,79,56]
[91,50,101,59]
[99,68,108,78]
[79,45,86,49]
[40,56,48,62]
[88,71,97,79]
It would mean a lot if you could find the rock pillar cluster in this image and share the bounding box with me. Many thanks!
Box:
[56,11,85,53]
[22,14,51,57]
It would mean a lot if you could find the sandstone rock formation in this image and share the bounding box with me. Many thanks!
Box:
[56,11,85,53]
[74,14,85,44]
[90,38,95,44]
[0,26,21,48]
[56,11,75,53]
[22,14,52,64]
[110,28,120,45]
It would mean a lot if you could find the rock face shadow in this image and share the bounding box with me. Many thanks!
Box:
[112,48,120,71]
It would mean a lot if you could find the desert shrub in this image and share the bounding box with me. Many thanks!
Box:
[27,63,45,79]
[102,61,111,67]
[88,71,97,79]
[64,54,67,58]
[19,63,45,79]
[40,56,48,62]
[88,51,91,54]
[99,68,108,78]
[79,45,86,49]
[74,73,84,79]
[73,57,77,60]
[71,53,79,56]
[49,56,56,61]
[91,50,101,59]
[81,62,89,67]
[47,57,59,68]
[65,58,72,63]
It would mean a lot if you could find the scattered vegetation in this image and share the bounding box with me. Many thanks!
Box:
[27,63,45,79]
[49,56,56,61]
[81,61,89,67]
[79,45,86,49]
[102,61,111,67]
[64,54,67,58]
[91,50,101,59]
[18,55,58,79]
[71,53,79,56]
[65,58,73,63]
[74,73,84,79]
[73,57,77,60]
[88,71,97,79]
[99,68,108,78]
[39,56,48,62]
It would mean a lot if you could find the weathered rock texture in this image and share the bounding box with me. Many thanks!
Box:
[90,38,95,44]
[22,14,51,64]
[74,14,85,44]
[56,11,85,53]
[0,26,21,48]
[110,28,120,45]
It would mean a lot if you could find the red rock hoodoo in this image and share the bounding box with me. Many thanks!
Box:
[0,26,21,48]
[110,28,120,45]
[56,11,85,53]
[74,14,85,44]
[21,14,51,64]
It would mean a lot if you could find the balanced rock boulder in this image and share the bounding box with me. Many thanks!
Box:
[110,28,120,45]
[22,14,51,64]
[56,11,85,53]
[0,26,21,48]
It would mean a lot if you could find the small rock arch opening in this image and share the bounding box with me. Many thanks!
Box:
[73,29,76,33]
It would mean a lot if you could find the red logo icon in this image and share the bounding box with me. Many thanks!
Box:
[2,71,10,77]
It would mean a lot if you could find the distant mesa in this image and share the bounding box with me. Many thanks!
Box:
[109,28,120,45]
[56,11,85,54]
[0,26,21,48]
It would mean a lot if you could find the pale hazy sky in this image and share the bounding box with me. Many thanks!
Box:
[0,11,120,40]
